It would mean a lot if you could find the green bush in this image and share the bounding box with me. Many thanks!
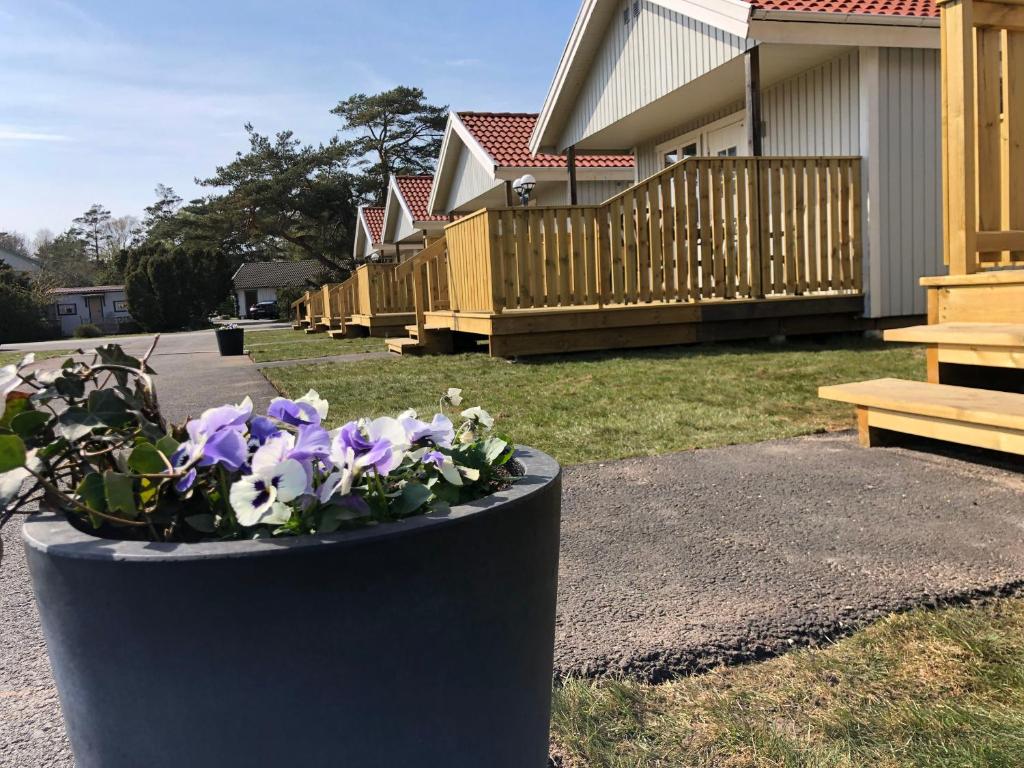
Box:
[276,285,306,320]
[123,242,234,332]
[73,323,103,339]
[0,263,58,344]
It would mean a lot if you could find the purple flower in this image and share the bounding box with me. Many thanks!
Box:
[198,428,249,472]
[179,396,253,473]
[330,417,408,477]
[422,450,447,468]
[249,416,281,446]
[268,389,329,427]
[291,425,332,463]
[399,411,455,448]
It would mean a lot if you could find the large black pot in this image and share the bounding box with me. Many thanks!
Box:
[214,326,244,356]
[23,447,562,768]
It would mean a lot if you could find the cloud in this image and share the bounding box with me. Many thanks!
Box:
[445,58,482,68]
[0,127,71,142]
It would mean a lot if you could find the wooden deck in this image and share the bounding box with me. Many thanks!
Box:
[820,0,1024,459]
[383,155,865,356]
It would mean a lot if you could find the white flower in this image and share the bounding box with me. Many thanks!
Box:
[296,390,329,421]
[319,446,357,503]
[19,353,35,367]
[230,457,307,527]
[460,406,494,429]
[0,365,20,421]
[445,388,463,407]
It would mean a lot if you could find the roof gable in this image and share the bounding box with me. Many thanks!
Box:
[360,206,385,243]
[232,260,325,290]
[530,0,939,154]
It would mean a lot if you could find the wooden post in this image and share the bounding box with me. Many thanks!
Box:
[505,180,514,207]
[567,145,579,205]
[940,0,978,274]
[745,47,763,157]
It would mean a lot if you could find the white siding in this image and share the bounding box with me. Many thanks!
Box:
[578,179,631,204]
[871,47,942,318]
[445,144,500,213]
[561,0,749,150]
[237,287,278,318]
[763,50,861,155]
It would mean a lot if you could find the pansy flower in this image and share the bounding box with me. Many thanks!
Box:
[268,389,328,427]
[229,440,308,527]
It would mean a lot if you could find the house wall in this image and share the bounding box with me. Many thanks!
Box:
[445,143,500,213]
[0,248,40,273]
[560,0,749,151]
[236,287,278,317]
[863,46,943,318]
[52,290,132,336]
[578,179,632,205]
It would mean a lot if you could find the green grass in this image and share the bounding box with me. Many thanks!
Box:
[264,337,925,465]
[245,329,385,363]
[0,349,75,366]
[551,598,1024,768]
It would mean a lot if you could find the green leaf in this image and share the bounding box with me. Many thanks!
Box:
[55,408,103,442]
[482,437,510,465]
[155,435,180,460]
[0,435,27,473]
[10,410,50,438]
[0,395,30,430]
[128,443,168,475]
[87,389,131,428]
[185,514,217,534]
[76,473,107,517]
[390,482,433,518]
[103,471,137,518]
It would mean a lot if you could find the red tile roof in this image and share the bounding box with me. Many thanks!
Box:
[394,176,448,222]
[458,112,635,169]
[361,206,385,243]
[751,0,937,15]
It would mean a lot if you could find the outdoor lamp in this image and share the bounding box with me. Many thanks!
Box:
[513,174,536,207]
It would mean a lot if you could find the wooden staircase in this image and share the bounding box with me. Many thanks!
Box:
[820,0,1024,459]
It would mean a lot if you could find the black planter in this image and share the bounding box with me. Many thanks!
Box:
[214,327,244,356]
[23,447,562,768]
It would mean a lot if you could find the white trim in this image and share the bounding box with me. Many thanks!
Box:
[493,165,635,182]
[428,112,500,215]
[749,16,940,48]
[655,110,749,160]
[656,0,751,38]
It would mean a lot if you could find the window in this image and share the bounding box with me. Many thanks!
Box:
[663,150,678,168]
[717,147,738,157]
[633,1,640,17]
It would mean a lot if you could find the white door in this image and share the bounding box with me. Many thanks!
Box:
[705,120,745,157]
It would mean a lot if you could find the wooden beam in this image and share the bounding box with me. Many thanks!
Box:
[976,229,1024,251]
[505,180,514,207]
[745,47,763,157]
[567,145,579,205]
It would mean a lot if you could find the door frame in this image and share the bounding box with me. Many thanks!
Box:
[656,110,750,163]
[85,295,105,324]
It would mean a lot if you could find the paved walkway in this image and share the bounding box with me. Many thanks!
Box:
[2,338,1024,764]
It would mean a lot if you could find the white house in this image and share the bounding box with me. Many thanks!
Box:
[232,260,325,318]
[428,111,635,217]
[353,206,387,263]
[1,246,41,274]
[528,0,942,320]
[49,285,133,337]
[381,176,449,260]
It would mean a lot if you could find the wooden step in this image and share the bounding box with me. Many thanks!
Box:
[819,378,1024,455]
[885,322,1024,347]
[386,337,422,355]
[328,329,347,340]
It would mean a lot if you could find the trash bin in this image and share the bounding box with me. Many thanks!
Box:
[215,327,244,357]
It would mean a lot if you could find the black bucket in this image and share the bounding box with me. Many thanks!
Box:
[215,327,244,356]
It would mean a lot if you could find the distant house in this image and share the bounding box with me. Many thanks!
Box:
[381,176,449,261]
[1,246,41,275]
[428,111,635,217]
[232,260,325,318]
[353,206,387,263]
[49,285,133,337]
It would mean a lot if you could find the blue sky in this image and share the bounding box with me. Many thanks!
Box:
[0,0,579,239]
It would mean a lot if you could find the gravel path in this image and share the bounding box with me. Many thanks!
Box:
[556,433,1024,680]
[3,356,1023,764]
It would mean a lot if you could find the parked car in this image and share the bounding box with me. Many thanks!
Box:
[248,301,279,320]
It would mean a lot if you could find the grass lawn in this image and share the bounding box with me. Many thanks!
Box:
[551,599,1024,767]
[245,329,385,363]
[264,337,925,465]
[0,349,75,366]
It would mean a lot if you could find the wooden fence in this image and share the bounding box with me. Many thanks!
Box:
[399,235,451,339]
[354,264,416,315]
[445,156,862,314]
[942,0,1024,273]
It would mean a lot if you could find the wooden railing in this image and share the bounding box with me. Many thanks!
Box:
[353,264,415,315]
[400,236,451,339]
[328,280,358,326]
[309,289,325,321]
[941,0,1024,273]
[444,156,862,313]
[291,293,309,324]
